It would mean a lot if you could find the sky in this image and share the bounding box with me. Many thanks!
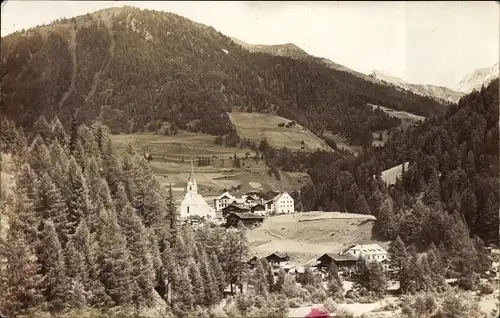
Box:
[1,1,499,88]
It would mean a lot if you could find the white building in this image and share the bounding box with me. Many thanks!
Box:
[273,191,295,214]
[214,192,236,212]
[343,244,389,263]
[179,162,215,220]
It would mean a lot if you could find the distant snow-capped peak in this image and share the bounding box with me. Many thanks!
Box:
[369,70,465,103]
[370,70,406,85]
[455,62,499,93]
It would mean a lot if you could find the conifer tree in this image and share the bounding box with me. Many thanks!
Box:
[66,157,92,234]
[275,267,286,293]
[114,182,130,215]
[96,209,132,306]
[326,262,343,297]
[0,216,42,315]
[29,134,52,176]
[65,236,87,286]
[188,260,205,306]
[50,117,69,147]
[38,220,70,311]
[166,184,179,246]
[34,173,69,245]
[161,245,181,304]
[263,258,275,292]
[388,236,407,276]
[85,158,101,203]
[368,262,387,296]
[173,269,195,317]
[252,259,269,297]
[209,251,226,294]
[199,248,219,305]
[119,203,156,306]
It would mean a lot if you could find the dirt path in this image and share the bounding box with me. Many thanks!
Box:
[58,28,77,110]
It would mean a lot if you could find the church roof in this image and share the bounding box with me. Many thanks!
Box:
[180,193,212,208]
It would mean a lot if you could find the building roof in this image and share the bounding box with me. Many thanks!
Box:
[343,244,388,255]
[267,252,290,259]
[180,193,212,209]
[215,191,235,200]
[227,212,264,220]
[273,191,292,203]
[223,204,250,211]
[252,203,266,210]
[318,253,358,262]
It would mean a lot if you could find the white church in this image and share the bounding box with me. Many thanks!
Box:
[178,162,216,220]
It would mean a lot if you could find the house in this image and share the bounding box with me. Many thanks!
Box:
[265,252,291,266]
[264,199,275,214]
[251,203,266,216]
[178,161,216,220]
[273,191,295,214]
[342,244,389,263]
[316,253,358,274]
[225,212,264,228]
[222,204,251,218]
[242,194,261,206]
[214,192,236,213]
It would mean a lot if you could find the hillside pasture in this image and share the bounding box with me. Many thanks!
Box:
[322,132,362,155]
[110,132,309,203]
[379,162,409,186]
[369,104,426,123]
[228,112,333,152]
[248,212,387,264]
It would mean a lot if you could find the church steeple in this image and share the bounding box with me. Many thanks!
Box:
[187,160,198,194]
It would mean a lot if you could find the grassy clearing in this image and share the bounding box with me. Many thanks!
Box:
[110,132,309,203]
[248,212,387,264]
[380,162,409,186]
[369,104,426,123]
[228,112,333,152]
[322,132,362,155]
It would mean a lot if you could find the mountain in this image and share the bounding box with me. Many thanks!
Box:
[455,62,499,93]
[1,6,444,146]
[231,37,310,59]
[370,70,465,103]
[231,37,378,83]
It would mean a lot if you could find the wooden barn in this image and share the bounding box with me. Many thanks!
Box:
[265,252,291,266]
[225,212,264,228]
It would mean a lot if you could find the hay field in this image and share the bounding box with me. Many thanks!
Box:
[369,104,426,123]
[110,132,309,203]
[379,162,409,186]
[248,212,387,264]
[228,112,333,152]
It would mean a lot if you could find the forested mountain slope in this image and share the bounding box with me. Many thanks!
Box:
[263,79,499,247]
[1,6,444,145]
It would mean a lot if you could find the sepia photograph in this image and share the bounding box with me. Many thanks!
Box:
[0,1,499,317]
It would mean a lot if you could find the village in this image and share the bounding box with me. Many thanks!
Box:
[173,161,500,317]
[178,163,409,289]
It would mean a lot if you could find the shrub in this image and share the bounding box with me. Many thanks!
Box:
[478,282,494,295]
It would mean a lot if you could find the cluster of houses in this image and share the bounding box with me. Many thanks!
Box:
[178,163,295,227]
[249,243,392,280]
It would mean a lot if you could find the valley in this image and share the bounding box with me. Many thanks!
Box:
[110,132,309,204]
[0,3,498,318]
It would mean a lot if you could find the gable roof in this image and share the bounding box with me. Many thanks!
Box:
[216,191,235,200]
[343,244,388,255]
[223,204,250,211]
[319,253,358,262]
[267,251,290,259]
[227,212,264,220]
[273,191,292,203]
